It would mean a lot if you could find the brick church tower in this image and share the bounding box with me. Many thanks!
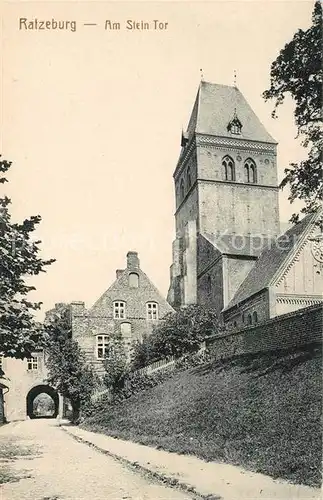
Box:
[167,81,280,315]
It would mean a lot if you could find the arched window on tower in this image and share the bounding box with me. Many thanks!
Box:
[180,179,185,200]
[244,159,257,183]
[222,156,235,181]
[187,167,192,190]
[253,311,258,324]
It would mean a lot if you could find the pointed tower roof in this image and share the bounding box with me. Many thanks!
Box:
[185,81,276,144]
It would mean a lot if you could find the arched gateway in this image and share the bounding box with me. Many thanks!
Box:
[26,384,59,419]
[1,353,65,422]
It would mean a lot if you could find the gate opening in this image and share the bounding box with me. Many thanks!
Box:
[26,385,59,419]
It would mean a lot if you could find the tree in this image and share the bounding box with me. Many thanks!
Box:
[103,332,129,393]
[263,1,322,221]
[130,335,155,370]
[0,157,55,358]
[43,303,97,422]
[131,305,223,368]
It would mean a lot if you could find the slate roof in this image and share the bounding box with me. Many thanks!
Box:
[223,211,319,311]
[186,81,276,144]
[203,232,274,258]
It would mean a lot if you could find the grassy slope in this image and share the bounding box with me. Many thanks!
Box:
[83,344,322,487]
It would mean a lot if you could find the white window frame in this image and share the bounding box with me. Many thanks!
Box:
[146,302,159,320]
[113,301,126,319]
[96,335,109,360]
[27,356,38,371]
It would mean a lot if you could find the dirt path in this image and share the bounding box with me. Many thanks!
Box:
[0,419,197,500]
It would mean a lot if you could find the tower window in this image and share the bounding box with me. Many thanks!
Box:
[244,159,257,183]
[253,311,258,324]
[129,272,139,288]
[222,155,235,181]
[247,314,252,325]
[180,179,185,200]
[96,335,109,360]
[27,356,38,371]
[187,167,192,190]
[113,301,126,319]
[146,302,159,320]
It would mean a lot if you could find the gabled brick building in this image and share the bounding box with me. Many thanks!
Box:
[71,251,174,374]
[223,209,323,328]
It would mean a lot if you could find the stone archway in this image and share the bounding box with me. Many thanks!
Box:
[26,385,59,419]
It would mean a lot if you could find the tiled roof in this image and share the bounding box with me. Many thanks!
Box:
[224,211,319,311]
[186,81,276,144]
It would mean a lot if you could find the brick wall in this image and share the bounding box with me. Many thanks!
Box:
[206,304,322,360]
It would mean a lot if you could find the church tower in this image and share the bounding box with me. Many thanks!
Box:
[167,81,280,315]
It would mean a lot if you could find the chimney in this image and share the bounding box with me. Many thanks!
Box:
[116,269,124,279]
[70,301,85,317]
[127,251,140,269]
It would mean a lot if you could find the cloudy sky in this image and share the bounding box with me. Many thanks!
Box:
[1,0,314,317]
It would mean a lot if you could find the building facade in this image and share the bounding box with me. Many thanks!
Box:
[167,80,322,321]
[223,210,323,328]
[71,251,174,375]
[0,352,63,422]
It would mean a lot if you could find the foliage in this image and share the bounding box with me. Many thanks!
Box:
[0,157,55,358]
[131,305,222,369]
[263,1,323,221]
[83,345,322,487]
[130,334,157,370]
[33,393,55,416]
[43,303,97,422]
[102,332,129,393]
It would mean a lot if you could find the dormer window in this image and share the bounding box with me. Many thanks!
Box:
[227,111,242,135]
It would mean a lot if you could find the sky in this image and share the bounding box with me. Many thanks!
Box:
[1,0,314,318]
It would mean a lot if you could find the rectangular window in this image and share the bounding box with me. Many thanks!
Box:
[113,301,126,319]
[96,335,109,360]
[27,356,38,371]
[146,302,159,320]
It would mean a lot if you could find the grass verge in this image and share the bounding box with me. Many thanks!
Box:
[82,344,322,487]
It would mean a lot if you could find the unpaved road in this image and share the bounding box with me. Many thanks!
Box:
[0,419,197,500]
